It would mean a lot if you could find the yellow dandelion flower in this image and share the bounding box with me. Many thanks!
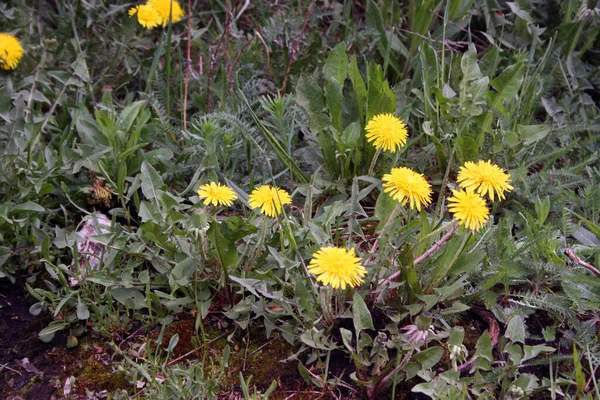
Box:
[308,246,367,290]
[457,160,513,201]
[248,185,292,217]
[0,33,24,70]
[382,167,432,211]
[447,189,490,232]
[148,0,185,26]
[197,182,237,207]
[129,4,162,29]
[365,113,408,152]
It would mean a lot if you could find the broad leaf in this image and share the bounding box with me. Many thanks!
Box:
[352,292,374,333]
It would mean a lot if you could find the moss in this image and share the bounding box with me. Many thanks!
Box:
[73,357,130,393]
[150,318,299,394]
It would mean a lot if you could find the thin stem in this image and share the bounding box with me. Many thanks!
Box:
[564,248,600,276]
[183,0,192,129]
[414,221,459,265]
[366,202,402,267]
[379,221,459,288]
[368,147,382,176]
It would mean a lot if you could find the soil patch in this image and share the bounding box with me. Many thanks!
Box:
[0,277,129,399]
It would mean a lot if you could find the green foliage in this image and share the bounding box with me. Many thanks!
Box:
[1,0,600,398]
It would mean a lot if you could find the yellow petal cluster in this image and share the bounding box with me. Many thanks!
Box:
[308,246,366,290]
[128,4,162,29]
[0,33,24,70]
[248,185,292,217]
[197,182,237,207]
[457,160,513,201]
[365,113,408,152]
[447,189,490,232]
[382,167,432,211]
[129,0,184,29]
[148,0,185,26]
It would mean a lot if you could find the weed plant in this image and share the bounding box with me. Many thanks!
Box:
[1,0,600,398]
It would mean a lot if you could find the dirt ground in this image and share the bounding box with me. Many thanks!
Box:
[0,277,130,399]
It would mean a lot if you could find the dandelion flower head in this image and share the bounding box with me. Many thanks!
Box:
[447,189,489,232]
[382,167,432,211]
[308,246,367,290]
[248,185,292,217]
[365,113,408,152]
[197,182,237,207]
[128,4,162,29]
[148,0,185,25]
[0,33,24,70]
[457,160,513,201]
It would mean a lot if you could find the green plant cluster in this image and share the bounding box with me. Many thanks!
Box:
[1,0,600,398]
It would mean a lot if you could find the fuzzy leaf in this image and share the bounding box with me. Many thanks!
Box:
[506,316,526,344]
[352,292,374,333]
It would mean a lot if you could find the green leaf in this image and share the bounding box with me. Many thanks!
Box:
[240,90,309,183]
[0,85,10,122]
[324,77,344,133]
[341,122,361,149]
[169,257,196,288]
[573,345,585,396]
[460,45,483,82]
[522,344,555,362]
[414,346,444,369]
[167,334,179,352]
[12,201,45,213]
[29,302,45,317]
[111,287,146,309]
[352,292,374,333]
[366,62,396,122]
[140,161,164,201]
[348,56,367,124]
[120,100,146,132]
[340,328,354,352]
[39,320,68,340]
[448,326,465,347]
[366,0,386,39]
[489,62,525,105]
[506,316,526,344]
[517,124,551,145]
[76,300,90,320]
[448,0,474,20]
[440,302,470,315]
[323,42,348,85]
[208,221,238,269]
[296,75,331,133]
[475,330,493,362]
[566,209,600,240]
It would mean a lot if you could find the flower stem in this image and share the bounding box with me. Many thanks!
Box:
[379,221,459,288]
[368,147,382,175]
